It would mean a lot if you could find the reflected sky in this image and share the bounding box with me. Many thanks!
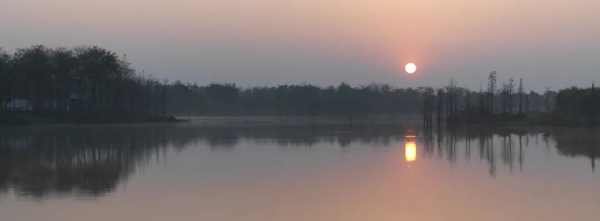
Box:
[0,124,599,220]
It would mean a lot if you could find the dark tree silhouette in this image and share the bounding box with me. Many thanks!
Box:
[1,45,170,124]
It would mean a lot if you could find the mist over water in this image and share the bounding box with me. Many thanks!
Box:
[0,123,599,220]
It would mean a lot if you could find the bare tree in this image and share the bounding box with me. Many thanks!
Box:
[502,83,509,115]
[518,78,524,114]
[508,78,514,115]
[436,88,444,125]
[487,71,497,116]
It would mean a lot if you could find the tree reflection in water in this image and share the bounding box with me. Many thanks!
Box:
[0,124,597,200]
[0,124,410,199]
[551,128,600,171]
[421,126,599,176]
[421,126,530,176]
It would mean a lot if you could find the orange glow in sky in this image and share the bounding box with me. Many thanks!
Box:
[1,0,600,89]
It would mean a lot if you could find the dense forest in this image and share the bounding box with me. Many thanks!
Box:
[1,45,596,126]
[0,45,169,123]
[554,85,600,126]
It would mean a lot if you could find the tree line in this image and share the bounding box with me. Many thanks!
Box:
[419,71,600,126]
[419,71,556,125]
[167,82,422,116]
[166,80,553,118]
[0,45,168,121]
[554,83,600,126]
[2,45,593,126]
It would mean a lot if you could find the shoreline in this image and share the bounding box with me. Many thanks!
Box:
[0,112,185,126]
[177,115,422,126]
[1,114,422,127]
[2,113,596,128]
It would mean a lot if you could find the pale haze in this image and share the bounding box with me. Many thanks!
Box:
[2,0,599,91]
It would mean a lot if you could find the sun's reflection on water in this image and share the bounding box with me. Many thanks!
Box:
[405,141,417,162]
[405,135,417,162]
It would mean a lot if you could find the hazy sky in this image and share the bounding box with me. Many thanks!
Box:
[2,0,599,91]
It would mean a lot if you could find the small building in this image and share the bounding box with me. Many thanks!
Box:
[66,94,90,111]
[2,99,33,111]
[43,100,58,110]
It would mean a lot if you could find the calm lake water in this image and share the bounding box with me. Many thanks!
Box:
[1,123,599,221]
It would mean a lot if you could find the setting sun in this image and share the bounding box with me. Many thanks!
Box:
[405,63,417,74]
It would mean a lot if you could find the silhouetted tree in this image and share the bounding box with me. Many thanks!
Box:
[518,78,524,114]
[0,48,11,107]
[12,45,53,110]
[1,45,170,122]
[487,71,497,116]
